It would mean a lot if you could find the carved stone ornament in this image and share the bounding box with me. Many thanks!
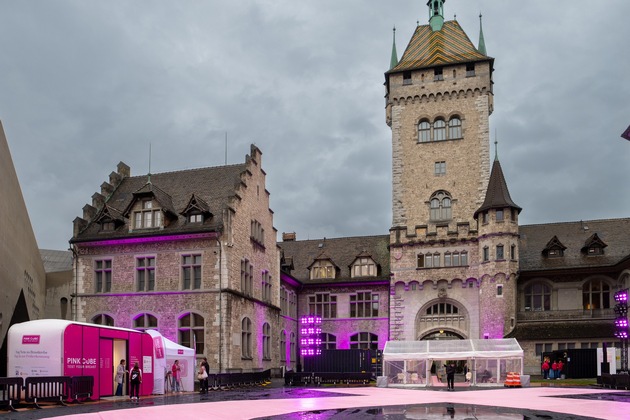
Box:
[438,287,447,299]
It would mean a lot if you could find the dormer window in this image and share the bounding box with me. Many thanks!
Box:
[189,213,203,223]
[352,257,376,278]
[101,221,115,231]
[548,249,563,257]
[311,260,335,279]
[581,233,607,256]
[587,247,603,256]
[134,200,163,229]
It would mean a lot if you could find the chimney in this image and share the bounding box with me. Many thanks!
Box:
[282,232,296,242]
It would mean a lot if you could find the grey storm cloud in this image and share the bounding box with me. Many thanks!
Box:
[1,0,629,250]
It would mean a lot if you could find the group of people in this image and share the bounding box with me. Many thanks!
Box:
[541,358,564,379]
[114,359,143,401]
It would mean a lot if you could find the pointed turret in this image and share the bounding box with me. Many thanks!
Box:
[390,27,399,69]
[478,13,487,55]
[474,141,521,219]
[427,0,445,31]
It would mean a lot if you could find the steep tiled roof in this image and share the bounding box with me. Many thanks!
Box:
[73,164,247,242]
[474,159,521,218]
[519,219,630,272]
[388,20,489,73]
[278,235,390,285]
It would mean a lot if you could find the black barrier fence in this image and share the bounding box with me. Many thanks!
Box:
[0,375,95,411]
[601,373,630,390]
[24,376,70,409]
[285,371,372,386]
[0,377,24,412]
[206,369,271,390]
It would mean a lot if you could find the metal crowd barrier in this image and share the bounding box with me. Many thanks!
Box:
[69,376,94,402]
[287,372,372,387]
[0,377,24,412]
[208,370,271,390]
[601,373,630,390]
[24,376,71,409]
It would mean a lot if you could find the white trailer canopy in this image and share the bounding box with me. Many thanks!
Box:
[383,339,524,360]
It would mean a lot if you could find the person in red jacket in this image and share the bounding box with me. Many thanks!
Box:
[551,361,558,379]
[557,360,564,379]
[541,359,550,379]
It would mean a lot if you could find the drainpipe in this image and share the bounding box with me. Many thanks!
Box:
[217,239,223,373]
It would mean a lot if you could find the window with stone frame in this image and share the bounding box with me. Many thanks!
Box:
[351,257,376,278]
[188,213,203,223]
[136,256,155,291]
[582,279,611,310]
[524,282,551,311]
[133,199,163,229]
[322,333,337,350]
[496,244,504,260]
[280,287,288,315]
[350,332,378,350]
[496,209,504,221]
[308,293,337,319]
[310,260,335,279]
[133,313,158,331]
[448,116,462,139]
[290,332,296,363]
[262,322,271,360]
[241,259,253,295]
[433,118,446,140]
[241,317,252,358]
[251,219,265,247]
[91,314,114,326]
[429,191,452,220]
[434,161,446,176]
[511,244,516,260]
[418,120,431,142]
[179,312,204,355]
[444,251,468,267]
[482,247,489,262]
[466,62,476,77]
[262,270,272,302]
[280,330,287,361]
[182,253,202,290]
[95,259,112,293]
[350,291,379,318]
[289,291,297,318]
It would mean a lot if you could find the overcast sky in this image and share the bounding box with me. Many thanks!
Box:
[1,0,629,251]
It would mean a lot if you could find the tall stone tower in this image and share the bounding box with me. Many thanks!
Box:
[385,1,520,342]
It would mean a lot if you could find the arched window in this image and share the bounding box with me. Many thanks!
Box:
[524,283,551,311]
[241,317,252,358]
[418,120,431,142]
[179,313,204,355]
[91,314,114,326]
[133,313,158,331]
[350,332,378,350]
[429,191,452,220]
[433,119,446,141]
[322,333,337,350]
[262,322,271,360]
[583,279,611,310]
[426,302,459,315]
[448,117,462,139]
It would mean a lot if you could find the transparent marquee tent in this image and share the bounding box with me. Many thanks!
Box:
[382,339,524,387]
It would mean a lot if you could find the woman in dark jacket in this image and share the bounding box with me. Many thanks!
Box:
[129,362,142,401]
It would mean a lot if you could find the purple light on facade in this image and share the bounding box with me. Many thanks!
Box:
[300,315,322,357]
[615,289,629,303]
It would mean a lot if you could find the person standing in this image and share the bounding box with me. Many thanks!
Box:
[445,362,456,391]
[129,362,142,401]
[115,359,127,396]
[172,360,182,392]
[201,357,210,393]
[542,359,550,380]
[557,360,564,379]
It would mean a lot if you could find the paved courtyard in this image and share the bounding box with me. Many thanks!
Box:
[2,380,629,420]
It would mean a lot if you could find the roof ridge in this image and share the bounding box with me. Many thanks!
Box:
[127,163,246,180]
[521,217,630,228]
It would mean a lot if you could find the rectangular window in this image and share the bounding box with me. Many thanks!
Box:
[496,245,504,260]
[535,343,543,356]
[497,285,503,296]
[182,254,202,289]
[444,253,451,267]
[241,259,253,295]
[466,63,475,77]
[496,210,504,221]
[483,247,489,262]
[350,292,379,318]
[251,220,265,247]
[189,214,203,223]
[434,67,444,81]
[510,245,516,260]
[136,256,155,291]
[95,259,112,293]
[417,254,425,268]
[434,161,446,176]
[262,270,272,302]
[544,343,553,353]
[133,200,162,229]
[308,293,337,319]
[461,251,468,266]
[280,288,288,315]
[403,71,412,85]
[558,343,566,350]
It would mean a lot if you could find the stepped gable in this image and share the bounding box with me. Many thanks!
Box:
[278,235,390,285]
[73,163,247,242]
[519,218,630,272]
[387,20,489,74]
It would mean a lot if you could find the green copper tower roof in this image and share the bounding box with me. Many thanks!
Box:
[390,27,399,69]
[478,13,487,55]
[427,0,446,32]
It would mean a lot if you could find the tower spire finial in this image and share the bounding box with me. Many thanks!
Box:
[427,0,446,31]
[478,13,487,55]
[494,129,499,161]
[390,26,399,69]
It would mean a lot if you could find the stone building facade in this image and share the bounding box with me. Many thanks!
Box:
[70,145,298,374]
